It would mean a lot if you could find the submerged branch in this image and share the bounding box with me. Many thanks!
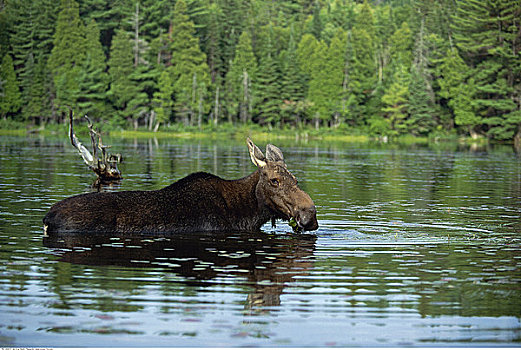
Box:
[68,109,122,185]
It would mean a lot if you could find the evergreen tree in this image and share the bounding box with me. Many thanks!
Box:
[408,64,435,135]
[307,40,329,128]
[381,63,409,135]
[255,40,282,127]
[108,28,138,124]
[153,66,175,128]
[77,19,109,120]
[389,21,413,72]
[169,0,210,126]
[140,0,172,41]
[0,54,22,118]
[201,2,224,83]
[225,31,257,124]
[48,0,86,113]
[79,0,134,52]
[310,1,323,40]
[23,53,52,122]
[437,47,474,133]
[452,78,480,138]
[279,28,308,126]
[326,29,349,126]
[452,0,521,140]
[1,0,518,136]
[347,1,377,124]
[216,0,249,75]
[296,33,320,85]
[7,0,57,121]
[407,17,437,134]
[328,0,356,31]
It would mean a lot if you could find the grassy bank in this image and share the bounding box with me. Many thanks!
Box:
[0,118,489,146]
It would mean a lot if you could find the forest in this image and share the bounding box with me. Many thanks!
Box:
[0,0,520,141]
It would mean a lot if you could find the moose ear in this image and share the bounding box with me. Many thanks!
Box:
[266,144,284,163]
[247,138,267,168]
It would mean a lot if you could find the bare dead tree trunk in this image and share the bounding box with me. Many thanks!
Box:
[68,109,122,186]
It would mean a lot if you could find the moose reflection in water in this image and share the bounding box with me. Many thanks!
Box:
[43,138,318,235]
[43,232,316,310]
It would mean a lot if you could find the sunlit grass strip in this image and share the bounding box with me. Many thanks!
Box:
[114,129,326,142]
[0,128,27,136]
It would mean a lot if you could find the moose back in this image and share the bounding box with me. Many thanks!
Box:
[43,138,318,235]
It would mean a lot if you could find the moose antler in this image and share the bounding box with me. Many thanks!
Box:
[68,109,122,185]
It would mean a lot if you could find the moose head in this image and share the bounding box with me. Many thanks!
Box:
[247,138,318,232]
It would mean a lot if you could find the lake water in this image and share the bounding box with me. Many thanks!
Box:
[0,135,520,347]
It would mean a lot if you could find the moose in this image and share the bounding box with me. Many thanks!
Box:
[43,138,318,235]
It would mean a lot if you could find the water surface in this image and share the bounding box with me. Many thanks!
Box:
[0,136,520,346]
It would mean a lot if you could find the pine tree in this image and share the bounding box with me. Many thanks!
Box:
[23,53,52,122]
[0,54,22,118]
[310,1,323,40]
[436,47,479,135]
[108,28,138,123]
[7,0,57,121]
[347,1,377,124]
[48,0,86,114]
[77,19,109,120]
[327,29,349,126]
[140,0,172,41]
[452,78,480,138]
[389,21,413,72]
[217,0,249,75]
[407,16,437,135]
[296,33,320,85]
[279,27,308,127]
[307,40,329,128]
[153,66,175,127]
[452,0,521,140]
[169,0,210,126]
[225,31,257,124]
[381,63,409,135]
[198,1,224,83]
[255,37,282,127]
[79,0,134,51]
[408,64,435,135]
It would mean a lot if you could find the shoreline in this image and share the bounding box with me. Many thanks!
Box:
[0,122,491,146]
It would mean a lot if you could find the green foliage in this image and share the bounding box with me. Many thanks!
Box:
[408,64,436,135]
[225,31,257,124]
[381,64,409,135]
[1,0,519,142]
[255,42,282,127]
[451,0,521,140]
[48,0,86,112]
[107,29,138,121]
[77,19,109,120]
[153,66,175,126]
[6,0,57,121]
[278,28,308,126]
[170,0,210,126]
[0,54,22,118]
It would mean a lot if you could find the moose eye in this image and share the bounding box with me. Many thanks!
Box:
[270,178,279,186]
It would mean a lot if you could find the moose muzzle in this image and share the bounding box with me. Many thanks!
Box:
[295,205,318,231]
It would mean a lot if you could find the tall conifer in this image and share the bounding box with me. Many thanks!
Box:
[169,0,210,125]
[225,31,257,124]
[0,54,22,118]
[77,19,109,120]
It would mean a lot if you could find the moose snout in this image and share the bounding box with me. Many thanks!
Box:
[296,206,318,231]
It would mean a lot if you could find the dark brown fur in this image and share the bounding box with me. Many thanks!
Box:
[43,139,318,235]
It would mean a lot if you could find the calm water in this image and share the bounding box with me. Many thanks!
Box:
[0,135,520,347]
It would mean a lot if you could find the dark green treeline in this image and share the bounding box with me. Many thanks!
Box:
[0,0,520,141]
